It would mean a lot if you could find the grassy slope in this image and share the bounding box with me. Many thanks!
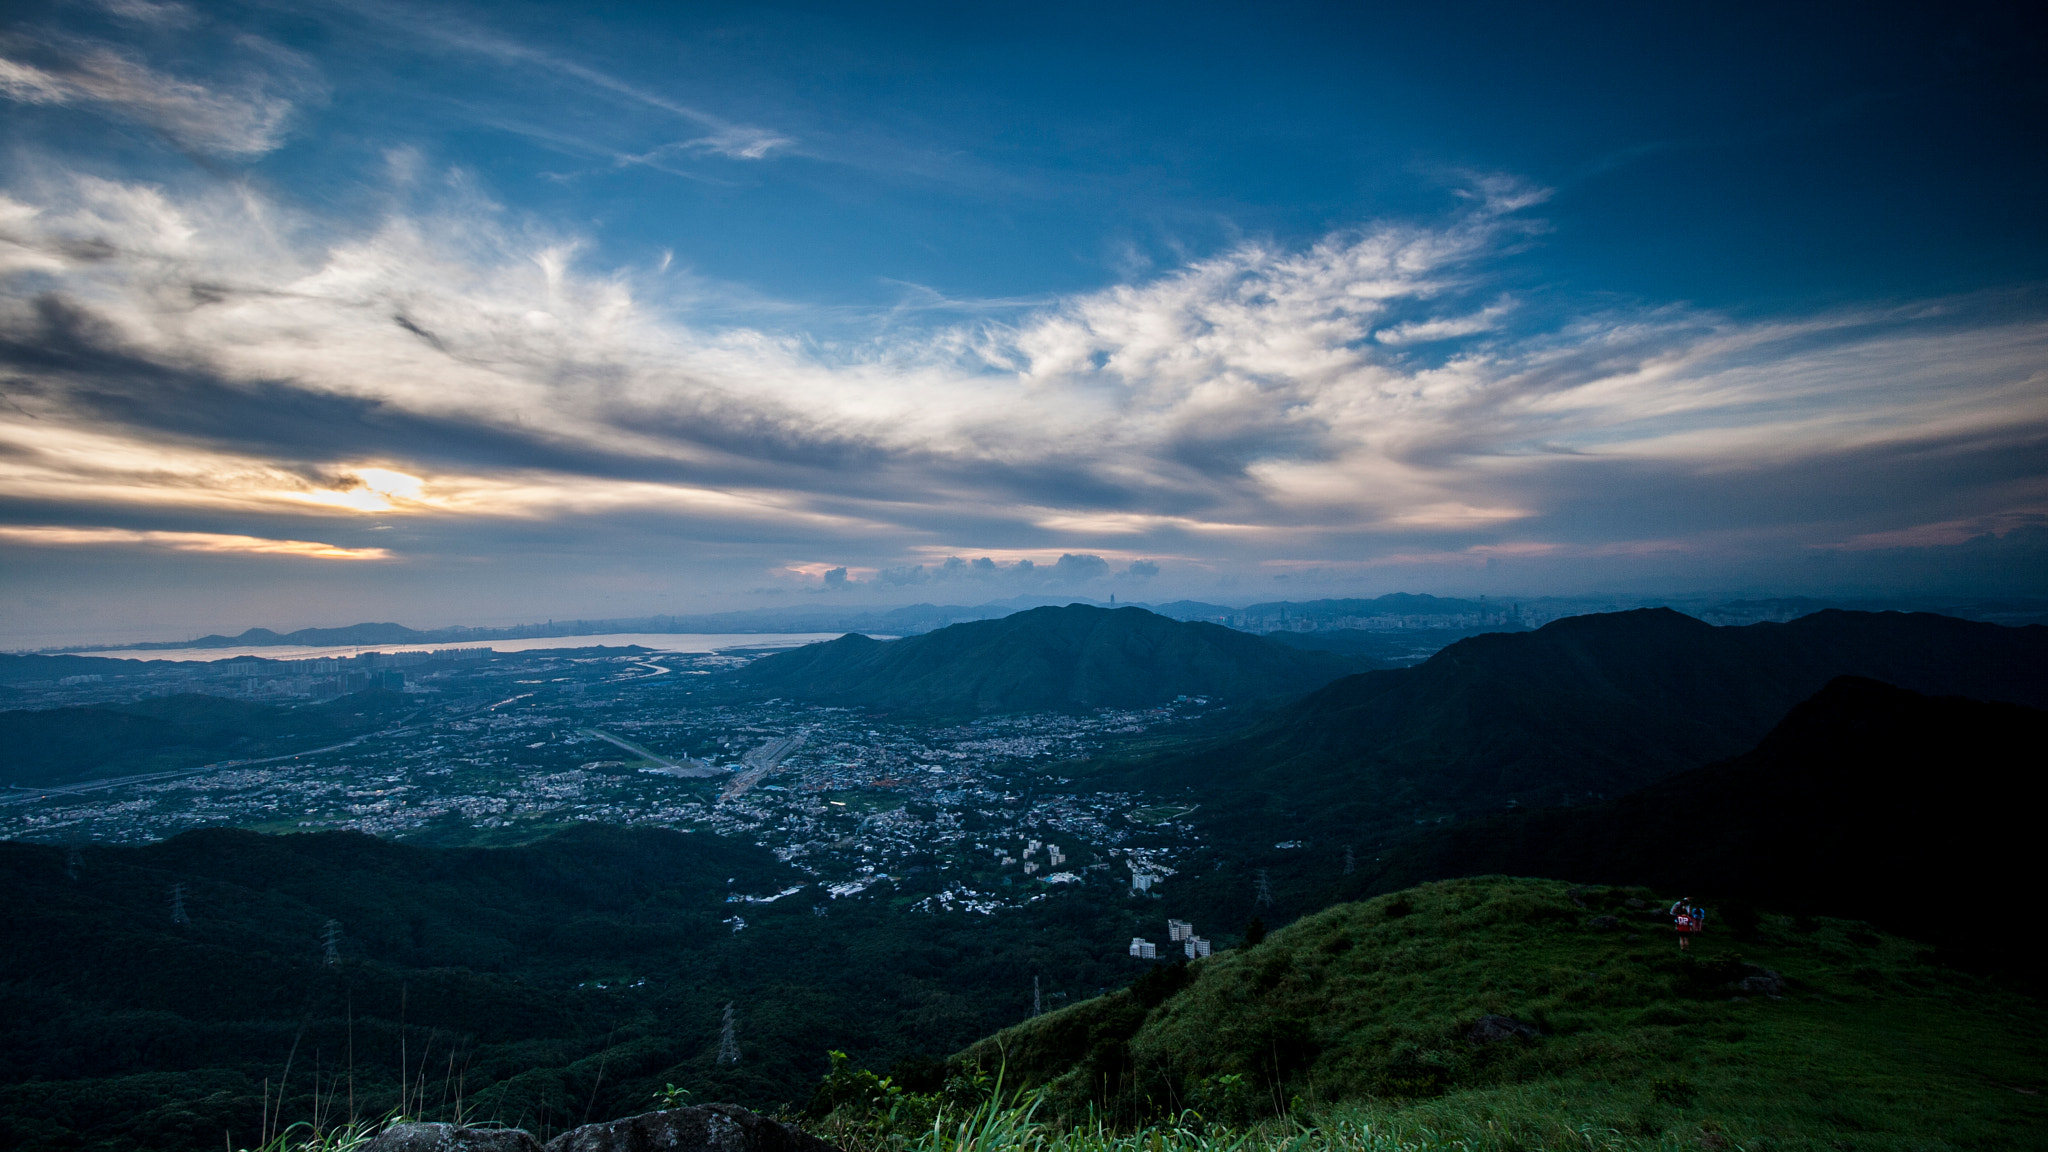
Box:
[957,878,2046,1150]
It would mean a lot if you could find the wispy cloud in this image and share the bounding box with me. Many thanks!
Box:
[331,0,792,161]
[0,39,316,157]
[0,525,391,559]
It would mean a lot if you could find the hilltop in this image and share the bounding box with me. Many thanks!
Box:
[953,877,2048,1148]
[1357,677,2047,969]
[1094,609,2048,851]
[734,605,1361,713]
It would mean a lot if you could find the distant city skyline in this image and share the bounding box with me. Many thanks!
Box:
[2,0,2043,647]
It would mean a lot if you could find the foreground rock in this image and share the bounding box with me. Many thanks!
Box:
[544,1104,840,1152]
[365,1123,542,1152]
[1465,1014,1542,1044]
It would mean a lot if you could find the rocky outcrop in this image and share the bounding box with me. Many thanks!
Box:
[365,1123,543,1152]
[1465,1014,1541,1044]
[543,1104,839,1152]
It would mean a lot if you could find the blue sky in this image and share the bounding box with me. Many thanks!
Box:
[1,0,2044,645]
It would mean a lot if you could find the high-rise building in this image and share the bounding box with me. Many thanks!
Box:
[1128,937,1157,959]
[1167,918,1193,941]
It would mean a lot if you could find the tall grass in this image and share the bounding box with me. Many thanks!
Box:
[820,1089,1701,1152]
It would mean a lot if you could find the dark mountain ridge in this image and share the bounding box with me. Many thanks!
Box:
[0,690,416,788]
[1358,676,2046,968]
[734,604,1361,713]
[1099,608,2048,851]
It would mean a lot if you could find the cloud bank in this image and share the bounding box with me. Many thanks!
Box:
[0,159,2043,616]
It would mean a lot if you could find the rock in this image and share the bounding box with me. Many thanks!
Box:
[545,1105,839,1152]
[1623,898,1647,909]
[1566,887,1589,909]
[365,1124,542,1152]
[1587,915,1622,930]
[1727,964,1786,997]
[1465,1014,1541,1045]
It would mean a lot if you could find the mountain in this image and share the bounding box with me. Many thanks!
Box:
[0,691,416,787]
[1097,609,2048,851]
[947,877,2046,1145]
[1356,677,2046,967]
[733,605,1362,713]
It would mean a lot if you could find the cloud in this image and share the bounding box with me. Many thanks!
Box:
[0,164,2042,596]
[340,0,791,162]
[0,41,315,157]
[0,525,391,559]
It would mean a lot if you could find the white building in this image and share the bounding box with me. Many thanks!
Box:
[1167,919,1193,942]
[1185,936,1212,958]
[1129,937,1157,959]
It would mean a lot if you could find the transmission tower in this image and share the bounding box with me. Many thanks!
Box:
[1032,975,1042,1017]
[1342,845,1355,876]
[715,1002,740,1064]
[322,919,342,965]
[1254,869,1274,909]
[64,845,81,881]
[169,884,189,925]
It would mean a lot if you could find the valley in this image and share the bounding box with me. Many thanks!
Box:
[3,604,2045,1152]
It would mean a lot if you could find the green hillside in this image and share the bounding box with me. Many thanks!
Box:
[1093,609,2048,853]
[736,605,1361,713]
[953,878,2046,1149]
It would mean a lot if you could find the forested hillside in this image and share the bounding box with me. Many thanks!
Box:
[737,605,1360,713]
[1095,609,2048,852]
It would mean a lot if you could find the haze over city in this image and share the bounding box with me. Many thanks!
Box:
[2,0,2043,648]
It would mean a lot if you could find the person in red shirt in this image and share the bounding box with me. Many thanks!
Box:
[1669,898,1706,950]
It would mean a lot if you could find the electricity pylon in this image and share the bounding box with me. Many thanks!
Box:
[716,1002,740,1064]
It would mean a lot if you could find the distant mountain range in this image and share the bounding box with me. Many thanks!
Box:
[735,605,1362,713]
[1359,675,2046,968]
[1100,608,2048,851]
[44,592,2048,653]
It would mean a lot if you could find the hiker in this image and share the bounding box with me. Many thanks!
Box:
[1670,898,1706,950]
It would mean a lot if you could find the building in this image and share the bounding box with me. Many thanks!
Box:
[1167,918,1193,942]
[1128,937,1157,959]
[1185,936,1211,958]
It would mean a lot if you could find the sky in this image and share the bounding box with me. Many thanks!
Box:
[1,0,2044,647]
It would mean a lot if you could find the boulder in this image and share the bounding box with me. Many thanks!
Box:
[365,1124,542,1152]
[1465,1014,1541,1045]
[1587,915,1622,930]
[1727,964,1786,997]
[545,1105,839,1152]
